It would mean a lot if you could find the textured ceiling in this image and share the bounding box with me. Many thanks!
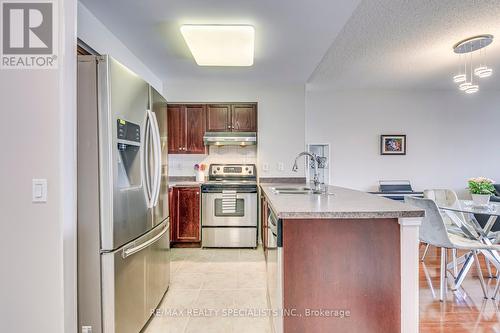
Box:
[308,0,500,90]
[79,0,360,84]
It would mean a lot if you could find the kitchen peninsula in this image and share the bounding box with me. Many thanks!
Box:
[260,184,425,333]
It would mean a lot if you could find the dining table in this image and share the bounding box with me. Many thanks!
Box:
[438,200,500,299]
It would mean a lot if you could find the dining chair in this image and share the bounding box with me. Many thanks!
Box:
[425,189,499,278]
[405,196,499,301]
[422,189,465,269]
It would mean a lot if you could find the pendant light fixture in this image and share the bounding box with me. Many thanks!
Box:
[453,34,494,94]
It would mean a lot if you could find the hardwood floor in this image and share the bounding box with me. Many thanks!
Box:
[420,245,500,332]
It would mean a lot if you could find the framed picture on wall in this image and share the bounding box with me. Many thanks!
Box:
[380,135,406,155]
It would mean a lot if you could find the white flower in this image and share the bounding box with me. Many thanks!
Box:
[468,177,495,184]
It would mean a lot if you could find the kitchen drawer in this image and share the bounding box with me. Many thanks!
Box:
[202,227,257,248]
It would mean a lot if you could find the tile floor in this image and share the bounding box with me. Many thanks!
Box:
[144,247,272,333]
[143,244,500,333]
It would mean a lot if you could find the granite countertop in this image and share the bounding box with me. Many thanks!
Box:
[168,177,203,188]
[260,184,425,219]
[168,181,203,188]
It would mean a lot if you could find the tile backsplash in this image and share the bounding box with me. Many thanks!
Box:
[168,145,257,177]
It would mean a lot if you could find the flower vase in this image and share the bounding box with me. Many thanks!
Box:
[471,194,490,206]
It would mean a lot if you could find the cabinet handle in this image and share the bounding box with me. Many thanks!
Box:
[178,147,182,150]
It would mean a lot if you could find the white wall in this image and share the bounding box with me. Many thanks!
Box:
[77,2,162,91]
[0,0,77,332]
[163,81,306,178]
[305,89,500,196]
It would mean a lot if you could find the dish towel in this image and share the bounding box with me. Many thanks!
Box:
[221,190,237,214]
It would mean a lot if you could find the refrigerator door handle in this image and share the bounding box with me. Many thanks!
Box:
[141,111,153,208]
[122,222,170,258]
[150,110,162,207]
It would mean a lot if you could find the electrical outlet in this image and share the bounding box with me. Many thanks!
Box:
[277,162,284,171]
[262,163,270,171]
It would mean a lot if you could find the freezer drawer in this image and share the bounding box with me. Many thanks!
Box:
[100,220,170,333]
[202,227,257,248]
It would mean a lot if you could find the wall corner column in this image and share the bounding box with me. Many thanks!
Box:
[398,217,421,333]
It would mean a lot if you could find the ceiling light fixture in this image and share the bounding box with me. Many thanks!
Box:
[453,35,493,94]
[180,25,255,66]
[453,74,466,83]
[465,85,479,94]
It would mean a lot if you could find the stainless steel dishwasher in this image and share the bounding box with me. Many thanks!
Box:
[266,208,283,333]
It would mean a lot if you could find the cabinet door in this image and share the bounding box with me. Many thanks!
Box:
[175,187,200,242]
[169,188,175,242]
[167,105,185,153]
[185,105,206,154]
[206,104,231,132]
[231,104,257,132]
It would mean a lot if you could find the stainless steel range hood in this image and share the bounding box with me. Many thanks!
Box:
[203,132,257,146]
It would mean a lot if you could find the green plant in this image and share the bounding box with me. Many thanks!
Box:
[468,177,495,195]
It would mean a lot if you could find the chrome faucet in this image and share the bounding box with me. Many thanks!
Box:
[292,152,323,193]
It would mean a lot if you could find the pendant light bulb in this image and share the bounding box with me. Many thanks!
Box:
[465,85,479,94]
[453,74,466,83]
[459,82,472,91]
[475,66,493,78]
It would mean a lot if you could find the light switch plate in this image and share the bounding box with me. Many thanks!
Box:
[262,163,270,171]
[32,179,47,203]
[277,162,284,171]
[82,326,92,333]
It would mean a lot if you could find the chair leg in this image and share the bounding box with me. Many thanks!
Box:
[485,257,493,278]
[421,243,430,262]
[440,247,448,302]
[452,248,458,277]
[493,272,500,299]
[473,251,489,299]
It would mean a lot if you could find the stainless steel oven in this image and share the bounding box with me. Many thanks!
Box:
[201,164,258,248]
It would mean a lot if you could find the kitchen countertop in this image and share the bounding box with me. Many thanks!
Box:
[168,181,203,188]
[260,184,425,219]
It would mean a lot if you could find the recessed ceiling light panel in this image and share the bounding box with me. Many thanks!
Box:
[180,25,255,66]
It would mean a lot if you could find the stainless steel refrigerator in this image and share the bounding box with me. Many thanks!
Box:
[77,55,170,333]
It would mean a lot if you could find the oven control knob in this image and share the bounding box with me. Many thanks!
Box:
[216,167,221,171]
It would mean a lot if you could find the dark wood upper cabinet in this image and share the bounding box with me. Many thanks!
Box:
[206,104,231,132]
[207,103,257,132]
[168,103,257,152]
[172,187,200,242]
[167,105,185,153]
[232,104,257,132]
[185,105,206,154]
[167,104,206,154]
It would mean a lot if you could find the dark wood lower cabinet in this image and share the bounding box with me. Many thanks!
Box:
[169,186,201,246]
[281,218,401,333]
